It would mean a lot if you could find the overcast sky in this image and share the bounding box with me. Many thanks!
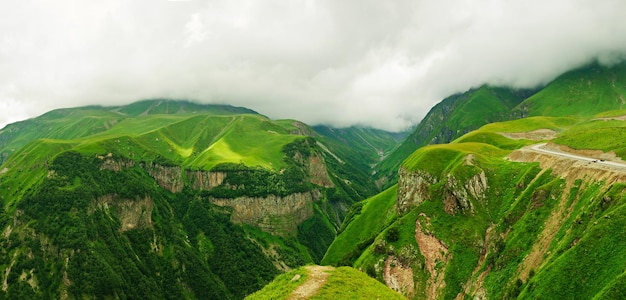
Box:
[1,0,625,131]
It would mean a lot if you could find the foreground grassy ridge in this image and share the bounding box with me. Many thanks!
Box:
[311,267,406,300]
[245,267,309,300]
[247,266,406,300]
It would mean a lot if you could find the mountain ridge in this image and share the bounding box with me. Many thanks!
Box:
[2,62,626,299]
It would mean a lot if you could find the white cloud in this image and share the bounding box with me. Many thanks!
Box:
[1,0,625,131]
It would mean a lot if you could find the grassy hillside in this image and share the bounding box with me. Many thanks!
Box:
[314,126,406,168]
[0,100,256,166]
[375,85,531,187]
[514,62,626,117]
[328,113,626,299]
[321,185,399,266]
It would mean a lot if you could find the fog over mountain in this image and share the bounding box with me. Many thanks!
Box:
[1,0,625,131]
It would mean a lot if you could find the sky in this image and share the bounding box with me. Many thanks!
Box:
[1,0,626,131]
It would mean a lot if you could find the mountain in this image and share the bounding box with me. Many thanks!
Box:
[375,85,534,187]
[324,63,626,299]
[313,126,407,178]
[2,62,626,299]
[0,99,381,299]
[514,62,626,118]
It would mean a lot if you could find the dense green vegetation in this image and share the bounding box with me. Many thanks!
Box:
[4,151,278,299]
[0,99,390,299]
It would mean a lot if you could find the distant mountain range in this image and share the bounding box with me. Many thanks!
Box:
[1,62,625,299]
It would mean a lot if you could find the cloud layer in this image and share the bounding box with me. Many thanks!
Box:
[1,0,626,131]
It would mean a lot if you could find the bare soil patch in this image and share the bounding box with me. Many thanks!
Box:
[498,129,558,141]
[289,265,333,300]
[594,115,626,121]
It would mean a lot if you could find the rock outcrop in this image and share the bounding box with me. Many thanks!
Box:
[210,190,322,237]
[397,168,437,214]
[143,163,184,193]
[185,170,227,190]
[307,153,334,188]
[95,194,154,232]
[397,165,487,215]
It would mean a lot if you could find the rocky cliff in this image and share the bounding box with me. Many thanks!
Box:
[94,194,154,232]
[396,164,487,215]
[210,190,322,237]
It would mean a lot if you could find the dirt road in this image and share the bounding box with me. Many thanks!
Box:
[529,143,626,170]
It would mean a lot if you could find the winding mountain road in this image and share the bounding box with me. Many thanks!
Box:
[529,143,626,170]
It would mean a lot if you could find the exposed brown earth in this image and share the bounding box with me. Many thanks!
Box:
[593,114,626,121]
[383,256,415,298]
[289,265,333,300]
[498,129,558,141]
[415,213,450,300]
[508,142,626,282]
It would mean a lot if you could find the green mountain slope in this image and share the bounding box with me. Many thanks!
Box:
[0,100,257,166]
[375,85,532,187]
[327,113,626,299]
[314,125,406,169]
[0,100,380,299]
[514,62,626,118]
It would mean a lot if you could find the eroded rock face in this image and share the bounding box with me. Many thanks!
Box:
[397,165,487,215]
[96,194,154,232]
[210,190,322,237]
[307,153,334,188]
[383,256,416,298]
[186,170,227,190]
[397,167,437,214]
[100,158,134,172]
[143,163,184,193]
[415,213,450,300]
[100,158,229,193]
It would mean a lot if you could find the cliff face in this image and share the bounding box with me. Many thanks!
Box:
[379,142,626,299]
[143,163,184,193]
[396,168,436,214]
[306,153,334,188]
[210,190,322,237]
[101,158,228,193]
[98,157,330,237]
[186,170,227,190]
[94,194,154,232]
[396,166,487,215]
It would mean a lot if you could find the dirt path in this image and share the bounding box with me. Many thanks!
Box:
[530,143,626,169]
[289,265,334,300]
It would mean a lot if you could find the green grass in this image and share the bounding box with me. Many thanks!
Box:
[401,142,508,176]
[321,185,398,266]
[311,267,406,300]
[375,85,528,187]
[245,267,309,300]
[553,119,626,159]
[478,116,579,133]
[516,63,626,117]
